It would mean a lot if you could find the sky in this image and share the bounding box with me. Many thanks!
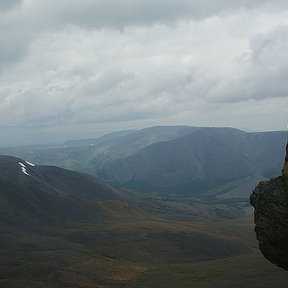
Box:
[1,0,288,146]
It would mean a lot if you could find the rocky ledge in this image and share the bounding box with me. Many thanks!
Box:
[250,143,288,270]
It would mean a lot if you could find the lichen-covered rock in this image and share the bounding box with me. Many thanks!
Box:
[250,176,288,270]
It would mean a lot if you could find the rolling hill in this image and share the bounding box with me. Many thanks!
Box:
[0,155,122,228]
[1,155,288,287]
[0,126,286,199]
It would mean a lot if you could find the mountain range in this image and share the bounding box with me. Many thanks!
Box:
[1,126,286,199]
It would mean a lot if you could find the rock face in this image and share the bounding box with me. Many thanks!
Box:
[283,143,288,176]
[250,142,288,270]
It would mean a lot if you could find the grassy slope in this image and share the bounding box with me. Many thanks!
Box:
[129,253,288,288]
[128,217,288,288]
[1,211,287,288]
[0,156,286,287]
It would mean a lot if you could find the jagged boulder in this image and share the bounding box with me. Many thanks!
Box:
[250,143,288,270]
[250,176,288,270]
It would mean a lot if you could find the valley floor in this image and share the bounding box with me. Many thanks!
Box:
[1,213,288,288]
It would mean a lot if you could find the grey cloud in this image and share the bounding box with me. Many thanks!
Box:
[0,0,22,10]
[0,0,286,72]
[0,33,29,72]
[0,13,37,72]
[2,17,288,127]
[1,1,288,144]
[207,26,288,103]
[83,70,135,96]
[24,0,279,28]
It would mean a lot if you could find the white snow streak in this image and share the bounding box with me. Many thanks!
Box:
[18,162,30,176]
[25,161,35,166]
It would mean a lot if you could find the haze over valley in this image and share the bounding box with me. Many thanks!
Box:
[1,126,286,202]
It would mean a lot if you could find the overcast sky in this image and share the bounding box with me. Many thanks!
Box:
[1,0,288,146]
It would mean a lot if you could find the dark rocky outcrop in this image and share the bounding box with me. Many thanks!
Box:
[250,142,288,270]
[283,142,288,176]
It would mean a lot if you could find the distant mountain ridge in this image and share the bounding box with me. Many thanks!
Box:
[100,128,285,194]
[0,126,286,199]
[64,130,136,147]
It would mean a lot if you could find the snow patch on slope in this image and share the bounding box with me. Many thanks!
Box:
[18,162,30,176]
[25,161,35,167]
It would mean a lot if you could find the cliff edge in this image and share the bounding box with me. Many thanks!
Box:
[250,142,288,270]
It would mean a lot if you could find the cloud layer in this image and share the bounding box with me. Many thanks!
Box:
[0,0,288,145]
